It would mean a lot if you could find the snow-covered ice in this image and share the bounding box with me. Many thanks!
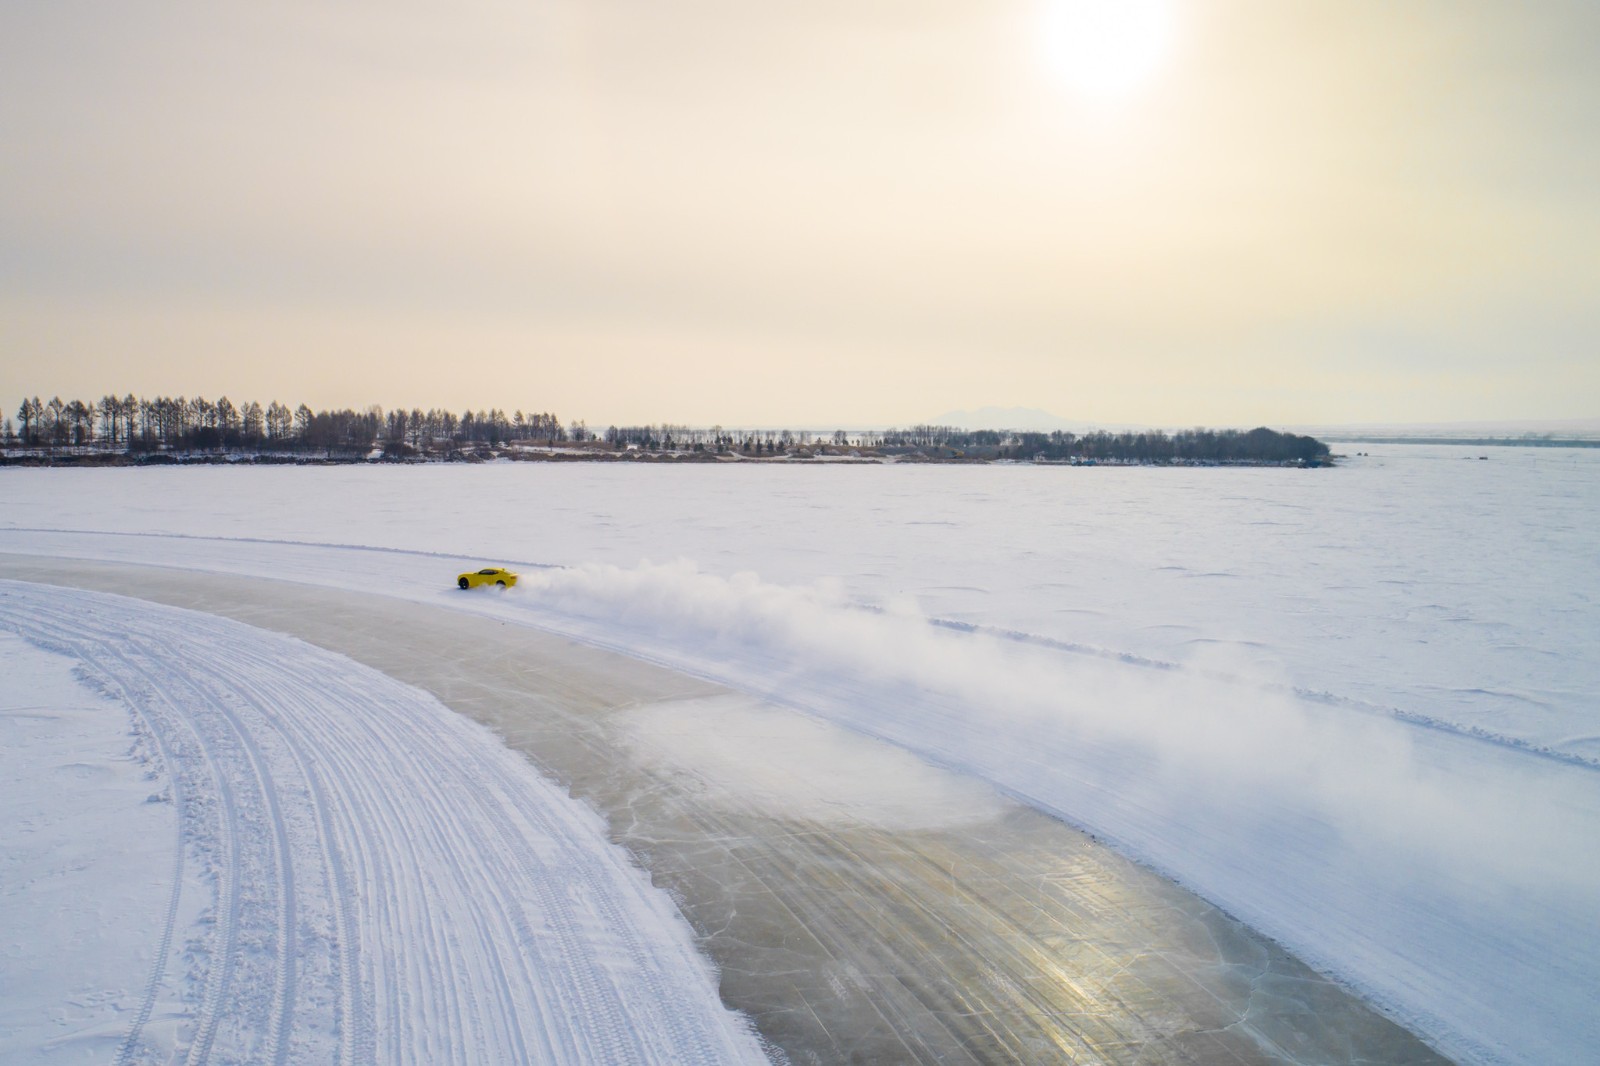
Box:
[0,582,765,1066]
[3,442,1597,1064]
[4,444,1595,754]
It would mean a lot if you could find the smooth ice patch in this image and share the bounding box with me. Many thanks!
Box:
[617,695,1010,830]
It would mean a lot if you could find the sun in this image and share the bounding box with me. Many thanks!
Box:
[1039,0,1176,101]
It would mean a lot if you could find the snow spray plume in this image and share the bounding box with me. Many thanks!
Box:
[521,561,1599,908]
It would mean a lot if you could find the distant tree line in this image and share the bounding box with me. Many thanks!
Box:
[5,394,578,457]
[872,424,1329,463]
[599,425,845,454]
[4,394,1330,465]
[565,423,1328,463]
[1004,427,1329,464]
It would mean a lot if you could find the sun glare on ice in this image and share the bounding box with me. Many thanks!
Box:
[1039,0,1176,100]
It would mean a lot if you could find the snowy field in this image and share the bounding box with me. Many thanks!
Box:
[3,443,1598,1064]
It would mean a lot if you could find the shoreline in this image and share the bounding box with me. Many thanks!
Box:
[0,449,1336,468]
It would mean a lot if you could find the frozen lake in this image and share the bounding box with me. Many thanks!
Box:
[4,443,1597,753]
[4,442,1598,1063]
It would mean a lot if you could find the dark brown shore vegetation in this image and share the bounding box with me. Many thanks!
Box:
[4,395,1332,467]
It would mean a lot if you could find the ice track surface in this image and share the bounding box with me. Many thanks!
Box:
[0,581,766,1066]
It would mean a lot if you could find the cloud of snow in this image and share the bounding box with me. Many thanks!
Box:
[521,560,1600,908]
[616,694,1011,831]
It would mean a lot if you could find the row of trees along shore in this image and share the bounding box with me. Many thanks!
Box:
[4,395,1331,465]
[7,395,574,455]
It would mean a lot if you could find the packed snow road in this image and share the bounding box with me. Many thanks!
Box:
[0,580,765,1066]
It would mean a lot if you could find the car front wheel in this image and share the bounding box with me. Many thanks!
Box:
[459,577,470,589]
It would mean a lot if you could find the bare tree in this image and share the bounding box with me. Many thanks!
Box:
[99,395,119,443]
[241,401,265,445]
[16,397,38,445]
[44,397,65,447]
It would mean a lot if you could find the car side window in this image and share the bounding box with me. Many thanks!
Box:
[479,569,496,575]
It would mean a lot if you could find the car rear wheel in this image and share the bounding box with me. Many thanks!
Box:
[459,577,470,589]
[496,580,506,587]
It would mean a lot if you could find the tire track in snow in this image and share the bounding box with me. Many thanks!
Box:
[38,628,193,1066]
[0,581,766,1066]
[176,647,302,1066]
[18,607,280,1064]
[19,613,238,1064]
[108,633,254,1066]
[214,653,374,1064]
[224,639,529,1065]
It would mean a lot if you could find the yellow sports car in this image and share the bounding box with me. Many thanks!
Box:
[457,566,518,590]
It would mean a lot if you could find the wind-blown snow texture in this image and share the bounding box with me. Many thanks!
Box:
[3,443,1598,1064]
[0,582,766,1066]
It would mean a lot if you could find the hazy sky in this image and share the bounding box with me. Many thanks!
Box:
[4,1,1598,427]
